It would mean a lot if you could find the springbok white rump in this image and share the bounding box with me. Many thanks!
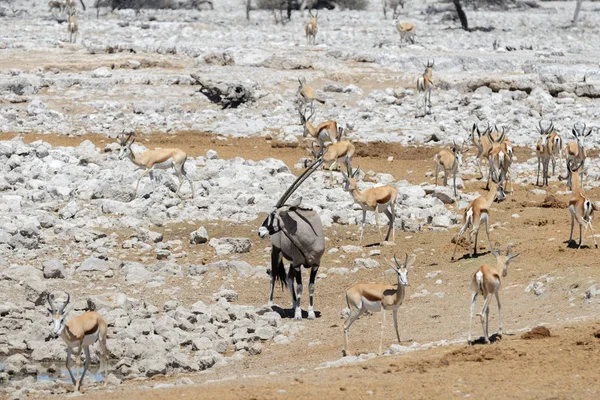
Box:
[118,132,195,198]
[47,293,108,391]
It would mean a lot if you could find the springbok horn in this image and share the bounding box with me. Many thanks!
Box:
[59,292,70,314]
[506,243,512,256]
[393,254,401,269]
[47,293,55,312]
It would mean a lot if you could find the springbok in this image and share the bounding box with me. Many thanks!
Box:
[434,139,468,198]
[312,139,355,186]
[567,160,598,249]
[299,103,339,150]
[535,121,554,187]
[258,158,325,321]
[47,293,108,391]
[341,166,398,244]
[396,22,415,45]
[451,174,507,261]
[566,123,592,189]
[67,9,78,43]
[343,253,414,356]
[549,127,563,176]
[486,126,513,192]
[305,10,318,45]
[416,58,434,117]
[297,78,325,108]
[118,132,195,198]
[467,123,493,180]
[468,244,519,345]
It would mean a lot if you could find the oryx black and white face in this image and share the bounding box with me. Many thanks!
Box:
[258,210,278,239]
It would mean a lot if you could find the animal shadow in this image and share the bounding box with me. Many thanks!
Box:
[451,250,490,263]
[270,305,321,320]
[468,333,502,346]
[565,240,591,249]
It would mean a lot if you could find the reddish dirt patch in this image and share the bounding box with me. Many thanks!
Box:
[521,326,552,339]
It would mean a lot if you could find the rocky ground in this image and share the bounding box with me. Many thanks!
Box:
[1,0,600,399]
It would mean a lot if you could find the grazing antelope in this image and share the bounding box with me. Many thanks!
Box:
[118,132,195,198]
[567,160,598,249]
[47,293,108,391]
[299,103,339,150]
[451,174,507,261]
[258,158,325,320]
[416,59,434,117]
[343,253,414,356]
[297,78,325,109]
[468,244,519,345]
[305,10,318,45]
[467,123,493,180]
[434,139,469,198]
[566,123,591,189]
[67,10,78,43]
[535,121,554,187]
[312,139,355,186]
[341,166,398,244]
[396,22,415,45]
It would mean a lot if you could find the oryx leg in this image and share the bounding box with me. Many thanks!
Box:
[307,265,318,320]
[294,265,303,321]
[268,248,282,306]
[287,264,297,314]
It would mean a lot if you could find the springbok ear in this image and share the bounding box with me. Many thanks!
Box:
[508,252,520,261]
[315,10,318,18]
[406,254,417,268]
[586,128,592,137]
[387,258,398,271]
[47,308,53,314]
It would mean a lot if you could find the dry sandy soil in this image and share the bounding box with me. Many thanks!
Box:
[1,131,599,399]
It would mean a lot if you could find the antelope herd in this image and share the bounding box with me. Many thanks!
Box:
[36,4,600,392]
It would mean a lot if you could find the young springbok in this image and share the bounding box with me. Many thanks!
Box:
[535,121,554,187]
[67,9,78,43]
[47,293,108,391]
[451,175,507,261]
[341,166,398,244]
[416,58,434,117]
[299,103,339,150]
[567,160,598,249]
[118,132,195,198]
[566,123,591,189]
[468,244,519,345]
[434,140,468,198]
[343,254,415,356]
[305,10,318,45]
